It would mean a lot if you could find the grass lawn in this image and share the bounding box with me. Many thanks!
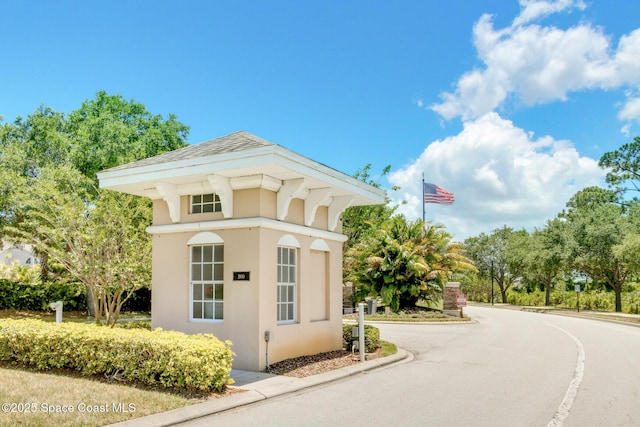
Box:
[0,309,150,324]
[0,365,203,426]
[344,306,470,322]
[0,310,227,426]
[380,340,397,356]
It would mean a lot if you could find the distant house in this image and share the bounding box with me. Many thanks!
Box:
[97,131,385,371]
[0,242,39,267]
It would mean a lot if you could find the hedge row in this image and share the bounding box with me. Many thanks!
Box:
[507,289,640,314]
[343,323,380,353]
[0,319,234,392]
[0,280,86,311]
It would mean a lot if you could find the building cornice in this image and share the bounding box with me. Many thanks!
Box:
[147,217,348,242]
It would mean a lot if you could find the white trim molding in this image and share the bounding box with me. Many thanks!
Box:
[187,232,224,245]
[278,234,301,248]
[147,217,348,243]
[310,239,330,252]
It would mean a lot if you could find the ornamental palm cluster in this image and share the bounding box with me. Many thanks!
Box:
[347,216,476,313]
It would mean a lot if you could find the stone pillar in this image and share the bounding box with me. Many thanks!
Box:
[443,282,461,317]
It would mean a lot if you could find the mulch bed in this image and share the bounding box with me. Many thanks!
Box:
[265,350,361,378]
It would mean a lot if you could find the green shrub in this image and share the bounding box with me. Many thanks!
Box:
[623,290,640,314]
[0,280,86,311]
[505,288,638,313]
[0,319,233,392]
[342,324,379,353]
[506,290,545,307]
[115,320,152,330]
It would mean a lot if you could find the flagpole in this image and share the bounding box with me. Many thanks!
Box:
[422,173,425,223]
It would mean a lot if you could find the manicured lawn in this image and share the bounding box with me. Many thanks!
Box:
[0,310,224,426]
[0,364,207,426]
[0,309,149,323]
[380,340,397,356]
[344,306,470,322]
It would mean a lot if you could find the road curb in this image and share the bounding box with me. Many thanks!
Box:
[106,348,411,427]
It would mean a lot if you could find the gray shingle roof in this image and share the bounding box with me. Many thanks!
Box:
[102,131,278,172]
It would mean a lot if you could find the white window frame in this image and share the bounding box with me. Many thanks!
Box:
[277,245,297,324]
[191,193,222,214]
[190,244,224,322]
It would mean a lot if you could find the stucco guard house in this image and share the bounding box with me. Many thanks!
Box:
[97,131,385,371]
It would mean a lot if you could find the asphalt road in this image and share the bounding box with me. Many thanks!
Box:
[180,306,640,427]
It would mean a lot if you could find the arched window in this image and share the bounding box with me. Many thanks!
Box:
[188,232,224,321]
[277,235,300,323]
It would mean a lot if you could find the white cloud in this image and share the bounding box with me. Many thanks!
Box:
[431,3,640,123]
[619,96,640,122]
[387,113,604,240]
[513,0,586,27]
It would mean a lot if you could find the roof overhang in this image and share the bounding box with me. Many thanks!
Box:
[98,143,386,208]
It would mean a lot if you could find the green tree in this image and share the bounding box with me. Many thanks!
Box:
[353,216,474,312]
[67,91,189,180]
[521,219,567,305]
[342,164,396,249]
[20,168,151,326]
[464,226,524,303]
[342,164,397,287]
[562,187,639,312]
[1,92,189,316]
[599,136,640,195]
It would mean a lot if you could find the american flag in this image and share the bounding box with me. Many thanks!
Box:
[423,182,454,205]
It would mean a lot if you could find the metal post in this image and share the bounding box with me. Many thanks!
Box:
[358,303,365,362]
[50,301,63,323]
[422,174,425,223]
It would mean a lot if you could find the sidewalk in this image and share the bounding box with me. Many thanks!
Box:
[108,348,411,427]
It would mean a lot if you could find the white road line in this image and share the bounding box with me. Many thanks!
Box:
[546,324,586,427]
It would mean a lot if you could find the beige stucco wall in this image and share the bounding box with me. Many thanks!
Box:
[254,228,343,370]
[151,228,261,370]
[150,187,345,371]
[234,188,277,219]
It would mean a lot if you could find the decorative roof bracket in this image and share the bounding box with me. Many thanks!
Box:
[155,182,181,223]
[304,188,332,226]
[207,174,233,218]
[328,195,355,231]
[277,178,309,220]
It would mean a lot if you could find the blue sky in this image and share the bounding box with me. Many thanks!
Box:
[2,0,640,239]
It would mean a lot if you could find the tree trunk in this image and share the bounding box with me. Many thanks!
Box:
[615,285,622,313]
[544,280,551,306]
[39,252,50,282]
[86,286,96,318]
[496,278,508,303]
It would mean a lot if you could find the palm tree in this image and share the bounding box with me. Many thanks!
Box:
[356,216,475,312]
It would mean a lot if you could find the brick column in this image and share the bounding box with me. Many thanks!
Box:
[443,282,461,317]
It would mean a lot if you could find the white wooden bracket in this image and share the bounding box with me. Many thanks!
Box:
[155,182,181,223]
[304,188,332,226]
[277,178,309,220]
[207,174,233,218]
[328,195,354,231]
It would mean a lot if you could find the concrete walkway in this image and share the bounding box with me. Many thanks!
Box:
[108,348,411,427]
